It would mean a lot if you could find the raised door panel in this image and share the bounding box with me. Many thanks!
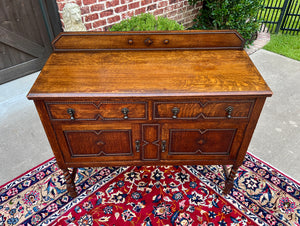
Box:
[65,130,132,157]
[161,122,247,161]
[141,124,161,161]
[54,123,140,164]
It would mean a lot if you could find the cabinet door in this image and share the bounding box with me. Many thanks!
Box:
[161,122,247,161]
[53,123,140,164]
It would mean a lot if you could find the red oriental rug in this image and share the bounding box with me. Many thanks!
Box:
[0,153,299,226]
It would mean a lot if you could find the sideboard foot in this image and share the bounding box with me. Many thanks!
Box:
[222,164,239,195]
[62,168,78,198]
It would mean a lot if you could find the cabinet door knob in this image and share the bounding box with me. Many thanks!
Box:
[121,107,129,119]
[225,106,233,119]
[135,140,140,152]
[198,139,206,145]
[128,39,133,45]
[172,107,180,119]
[161,140,166,152]
[67,108,75,120]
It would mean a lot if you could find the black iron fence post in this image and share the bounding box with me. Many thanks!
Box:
[275,0,290,32]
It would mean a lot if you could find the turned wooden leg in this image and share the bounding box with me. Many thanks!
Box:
[223,164,240,195]
[62,168,78,198]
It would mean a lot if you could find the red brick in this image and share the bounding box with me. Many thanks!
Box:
[186,5,194,10]
[128,2,140,9]
[100,9,114,17]
[165,5,174,11]
[115,5,128,13]
[153,8,164,15]
[158,1,168,8]
[85,13,99,22]
[141,0,152,6]
[82,0,97,5]
[106,0,120,8]
[173,3,181,9]
[80,6,90,15]
[93,19,107,28]
[192,8,199,14]
[75,0,82,6]
[196,1,203,7]
[107,15,121,23]
[167,10,177,17]
[169,0,178,4]
[85,22,92,30]
[147,4,157,11]
[91,3,105,11]
[135,7,146,15]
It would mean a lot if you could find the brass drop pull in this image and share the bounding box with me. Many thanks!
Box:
[161,140,166,152]
[144,38,153,46]
[67,108,75,120]
[121,107,129,119]
[135,140,140,152]
[225,106,233,119]
[172,107,180,119]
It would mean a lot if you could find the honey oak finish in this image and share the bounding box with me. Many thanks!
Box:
[27,30,272,197]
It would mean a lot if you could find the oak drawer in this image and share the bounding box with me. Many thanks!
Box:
[46,101,148,121]
[153,100,254,120]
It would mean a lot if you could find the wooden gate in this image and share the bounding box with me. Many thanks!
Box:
[0,0,52,84]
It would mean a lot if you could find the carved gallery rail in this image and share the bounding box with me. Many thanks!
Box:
[27,30,272,197]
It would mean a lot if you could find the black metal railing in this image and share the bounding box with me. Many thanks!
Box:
[257,0,299,34]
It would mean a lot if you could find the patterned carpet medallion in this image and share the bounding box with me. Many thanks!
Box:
[0,153,299,226]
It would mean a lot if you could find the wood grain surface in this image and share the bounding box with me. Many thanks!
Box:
[28,50,272,99]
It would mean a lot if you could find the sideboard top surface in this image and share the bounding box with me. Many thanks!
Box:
[27,31,272,99]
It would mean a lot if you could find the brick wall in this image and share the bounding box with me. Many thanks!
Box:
[56,0,202,31]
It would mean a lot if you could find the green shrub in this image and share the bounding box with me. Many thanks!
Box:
[189,0,263,46]
[109,13,184,31]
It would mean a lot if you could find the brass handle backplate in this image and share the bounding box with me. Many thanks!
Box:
[67,108,75,120]
[135,140,140,152]
[121,107,129,119]
[172,107,180,119]
[225,106,233,119]
[161,140,166,152]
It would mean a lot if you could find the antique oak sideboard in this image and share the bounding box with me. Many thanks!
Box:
[27,30,272,197]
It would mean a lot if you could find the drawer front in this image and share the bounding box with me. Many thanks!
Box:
[46,101,147,121]
[55,123,140,162]
[161,122,246,160]
[153,100,254,120]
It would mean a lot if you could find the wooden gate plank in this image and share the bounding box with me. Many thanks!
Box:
[0,57,46,84]
[0,26,45,58]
